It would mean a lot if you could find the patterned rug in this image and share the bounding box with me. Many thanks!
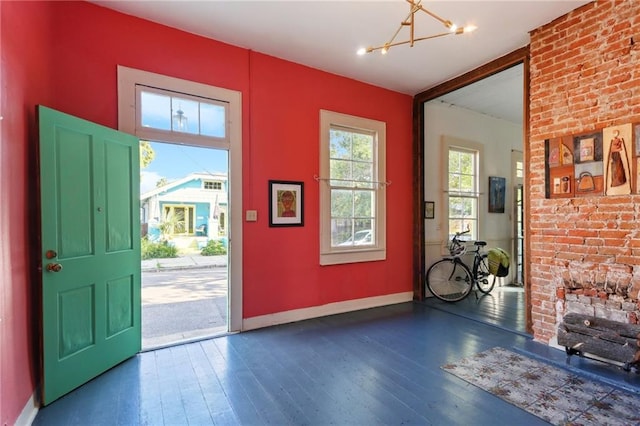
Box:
[442,347,640,425]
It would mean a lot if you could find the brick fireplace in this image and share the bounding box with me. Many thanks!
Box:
[555,265,640,326]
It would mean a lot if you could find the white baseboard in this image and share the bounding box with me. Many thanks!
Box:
[242,291,413,331]
[15,390,38,426]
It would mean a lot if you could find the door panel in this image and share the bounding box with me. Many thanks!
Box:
[39,106,141,405]
[105,141,135,251]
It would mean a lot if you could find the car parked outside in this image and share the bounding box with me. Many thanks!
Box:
[338,229,372,246]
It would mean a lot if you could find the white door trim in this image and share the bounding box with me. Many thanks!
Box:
[117,65,243,332]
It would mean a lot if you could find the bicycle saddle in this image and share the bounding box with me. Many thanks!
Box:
[474,241,487,246]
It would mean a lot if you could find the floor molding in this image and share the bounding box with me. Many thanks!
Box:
[15,390,38,426]
[242,291,413,331]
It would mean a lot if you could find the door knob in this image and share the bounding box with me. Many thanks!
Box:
[46,263,63,273]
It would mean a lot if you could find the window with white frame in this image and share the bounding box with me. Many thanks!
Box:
[446,145,480,240]
[204,180,222,190]
[516,160,523,179]
[319,110,386,265]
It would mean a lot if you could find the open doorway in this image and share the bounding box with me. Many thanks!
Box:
[140,142,229,350]
[417,56,529,334]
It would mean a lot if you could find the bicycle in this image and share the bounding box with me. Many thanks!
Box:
[425,230,497,302]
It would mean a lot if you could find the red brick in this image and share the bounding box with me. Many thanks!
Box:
[529,0,640,342]
[556,236,585,245]
[599,230,630,239]
[616,256,640,266]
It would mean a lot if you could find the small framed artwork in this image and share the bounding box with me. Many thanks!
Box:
[603,123,632,196]
[424,201,435,219]
[269,180,304,227]
[488,176,506,213]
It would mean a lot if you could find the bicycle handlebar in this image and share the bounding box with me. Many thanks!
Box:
[452,229,470,243]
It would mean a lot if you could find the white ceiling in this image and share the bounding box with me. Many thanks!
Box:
[434,62,524,124]
[92,0,591,123]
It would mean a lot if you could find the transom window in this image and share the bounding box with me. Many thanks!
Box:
[319,110,386,265]
[448,147,478,240]
[134,85,229,148]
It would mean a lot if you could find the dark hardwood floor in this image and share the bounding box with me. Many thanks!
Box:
[33,292,639,426]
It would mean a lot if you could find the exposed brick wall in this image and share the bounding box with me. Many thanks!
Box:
[529,0,640,343]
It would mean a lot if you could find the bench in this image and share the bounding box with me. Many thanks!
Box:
[557,312,640,373]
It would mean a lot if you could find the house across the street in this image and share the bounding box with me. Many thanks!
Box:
[140,172,228,249]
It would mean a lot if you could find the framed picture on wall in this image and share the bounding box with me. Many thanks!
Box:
[488,176,506,213]
[269,180,304,227]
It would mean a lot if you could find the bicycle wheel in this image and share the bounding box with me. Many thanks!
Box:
[426,259,473,302]
[474,254,496,294]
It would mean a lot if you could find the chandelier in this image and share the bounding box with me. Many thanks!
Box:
[357,0,477,55]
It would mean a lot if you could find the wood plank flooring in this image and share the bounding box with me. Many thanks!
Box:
[422,285,527,334]
[33,297,639,425]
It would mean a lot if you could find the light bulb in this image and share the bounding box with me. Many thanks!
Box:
[357,47,366,55]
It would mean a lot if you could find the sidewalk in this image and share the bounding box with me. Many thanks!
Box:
[141,254,227,272]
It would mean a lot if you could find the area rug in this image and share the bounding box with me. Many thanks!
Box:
[442,347,640,425]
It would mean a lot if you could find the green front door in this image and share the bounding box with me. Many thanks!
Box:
[39,106,141,405]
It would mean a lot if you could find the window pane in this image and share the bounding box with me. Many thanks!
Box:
[449,197,463,217]
[141,91,171,130]
[449,219,476,240]
[172,97,198,134]
[331,218,352,246]
[330,130,351,159]
[449,219,465,237]
[353,190,373,217]
[449,151,460,172]
[460,175,473,192]
[331,189,353,218]
[460,152,473,174]
[352,134,373,161]
[449,174,460,191]
[460,198,473,216]
[353,162,373,184]
[200,103,226,138]
[330,159,352,184]
[333,220,374,247]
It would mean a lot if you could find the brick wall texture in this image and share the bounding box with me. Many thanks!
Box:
[529,0,640,343]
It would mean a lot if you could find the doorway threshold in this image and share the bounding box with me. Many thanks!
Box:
[142,327,233,352]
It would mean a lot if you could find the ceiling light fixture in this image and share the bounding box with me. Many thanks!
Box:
[357,0,477,55]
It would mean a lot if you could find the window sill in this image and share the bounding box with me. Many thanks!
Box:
[320,248,386,265]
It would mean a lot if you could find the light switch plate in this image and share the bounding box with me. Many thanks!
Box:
[246,210,258,222]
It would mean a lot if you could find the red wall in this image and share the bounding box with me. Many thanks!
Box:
[245,54,413,316]
[1,1,412,422]
[1,2,54,423]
